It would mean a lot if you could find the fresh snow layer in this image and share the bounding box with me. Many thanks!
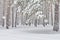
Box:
[0,25,60,40]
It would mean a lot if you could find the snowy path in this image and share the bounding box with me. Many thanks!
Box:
[0,25,60,40]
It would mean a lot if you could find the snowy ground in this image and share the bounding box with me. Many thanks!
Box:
[0,25,60,40]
